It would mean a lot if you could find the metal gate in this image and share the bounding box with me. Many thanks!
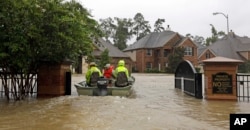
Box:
[175,60,202,99]
[236,73,250,102]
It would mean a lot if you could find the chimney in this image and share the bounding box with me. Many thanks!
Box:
[166,25,171,31]
[228,30,235,38]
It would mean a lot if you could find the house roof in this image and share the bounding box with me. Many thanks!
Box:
[92,38,130,58]
[204,32,250,60]
[124,30,177,51]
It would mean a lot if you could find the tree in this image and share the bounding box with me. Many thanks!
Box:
[0,0,100,100]
[186,34,205,46]
[205,24,225,46]
[132,13,151,41]
[98,49,111,70]
[113,17,133,50]
[99,17,116,42]
[166,47,185,73]
[238,60,250,73]
[153,18,165,32]
[98,17,133,50]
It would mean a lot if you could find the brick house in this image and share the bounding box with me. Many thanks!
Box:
[123,30,198,73]
[198,31,250,62]
[76,38,132,74]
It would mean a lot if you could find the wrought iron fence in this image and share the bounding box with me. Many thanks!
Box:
[236,73,250,102]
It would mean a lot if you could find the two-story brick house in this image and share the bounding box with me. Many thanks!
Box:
[123,30,198,72]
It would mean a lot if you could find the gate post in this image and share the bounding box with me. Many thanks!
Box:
[65,71,72,95]
[37,60,72,97]
[195,73,203,99]
[201,57,243,100]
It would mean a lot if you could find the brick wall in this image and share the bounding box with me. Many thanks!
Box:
[203,62,238,100]
[181,38,198,66]
[136,49,145,72]
[37,63,71,97]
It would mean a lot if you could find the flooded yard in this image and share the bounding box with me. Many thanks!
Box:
[0,73,250,130]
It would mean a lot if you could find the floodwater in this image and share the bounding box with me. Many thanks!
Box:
[0,73,250,130]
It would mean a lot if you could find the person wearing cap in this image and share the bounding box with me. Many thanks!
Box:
[103,63,114,86]
[85,62,102,86]
[103,64,114,79]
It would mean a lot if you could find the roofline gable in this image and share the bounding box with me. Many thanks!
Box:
[162,32,181,47]
[198,48,217,59]
[177,37,197,47]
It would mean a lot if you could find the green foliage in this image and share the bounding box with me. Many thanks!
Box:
[205,24,225,46]
[186,34,205,46]
[0,0,100,73]
[99,17,115,42]
[144,68,161,73]
[166,47,185,73]
[98,49,110,70]
[238,60,250,73]
[0,0,101,100]
[99,17,133,50]
[153,18,165,32]
[132,13,151,41]
[98,13,167,51]
[113,17,133,50]
[195,67,201,73]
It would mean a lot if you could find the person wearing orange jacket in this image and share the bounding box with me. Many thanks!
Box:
[103,63,114,86]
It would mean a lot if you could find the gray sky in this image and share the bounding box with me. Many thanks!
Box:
[77,0,250,42]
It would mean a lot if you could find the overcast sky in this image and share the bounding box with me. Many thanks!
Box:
[76,0,250,43]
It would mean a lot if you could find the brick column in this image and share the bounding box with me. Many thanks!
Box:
[202,57,243,100]
[37,62,71,97]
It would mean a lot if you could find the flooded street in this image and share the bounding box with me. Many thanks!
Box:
[0,73,250,130]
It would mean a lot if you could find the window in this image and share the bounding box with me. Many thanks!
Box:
[146,62,152,69]
[184,47,193,56]
[206,52,211,59]
[164,49,170,57]
[146,49,152,56]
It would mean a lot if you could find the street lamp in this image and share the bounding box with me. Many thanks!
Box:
[213,12,229,34]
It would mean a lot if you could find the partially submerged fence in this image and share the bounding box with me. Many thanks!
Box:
[175,60,250,101]
[236,73,250,102]
[0,72,37,100]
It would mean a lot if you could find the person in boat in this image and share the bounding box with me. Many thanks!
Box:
[114,60,130,87]
[85,62,102,86]
[103,63,114,86]
[103,64,114,78]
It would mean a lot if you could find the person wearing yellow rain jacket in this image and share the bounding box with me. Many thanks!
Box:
[113,60,130,87]
[85,62,102,86]
[114,60,129,78]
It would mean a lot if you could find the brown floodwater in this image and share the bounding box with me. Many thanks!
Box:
[0,73,250,130]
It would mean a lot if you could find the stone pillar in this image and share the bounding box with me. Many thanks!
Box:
[37,61,71,97]
[202,56,243,100]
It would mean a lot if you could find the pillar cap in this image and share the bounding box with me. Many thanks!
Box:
[201,56,244,63]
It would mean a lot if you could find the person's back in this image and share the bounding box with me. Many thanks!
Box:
[114,60,129,87]
[85,62,102,86]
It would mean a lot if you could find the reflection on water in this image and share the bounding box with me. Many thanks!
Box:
[0,73,250,130]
